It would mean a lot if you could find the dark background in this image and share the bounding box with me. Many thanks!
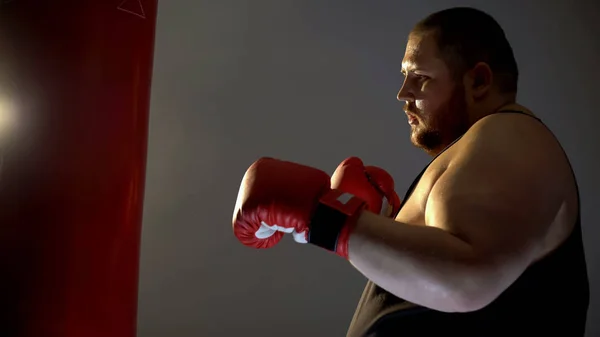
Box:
[138,1,600,336]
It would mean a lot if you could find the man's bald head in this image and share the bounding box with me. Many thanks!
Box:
[411,7,519,94]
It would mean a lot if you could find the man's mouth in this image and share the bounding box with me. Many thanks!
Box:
[406,112,419,125]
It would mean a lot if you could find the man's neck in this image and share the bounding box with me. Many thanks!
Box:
[427,96,518,157]
[425,94,518,157]
[470,95,517,125]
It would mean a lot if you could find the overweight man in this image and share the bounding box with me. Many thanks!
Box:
[232,7,589,337]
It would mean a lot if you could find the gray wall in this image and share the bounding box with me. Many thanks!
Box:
[138,1,600,336]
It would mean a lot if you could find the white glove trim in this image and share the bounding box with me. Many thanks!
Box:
[255,221,308,244]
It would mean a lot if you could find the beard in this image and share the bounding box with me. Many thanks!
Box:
[409,84,471,156]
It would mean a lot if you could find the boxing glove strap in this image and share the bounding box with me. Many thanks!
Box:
[308,190,366,258]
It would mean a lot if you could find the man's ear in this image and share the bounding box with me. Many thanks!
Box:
[465,62,494,99]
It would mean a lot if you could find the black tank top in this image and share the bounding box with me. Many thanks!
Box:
[346,109,590,337]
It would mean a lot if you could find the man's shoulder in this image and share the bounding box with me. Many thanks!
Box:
[437,108,570,186]
[458,105,556,157]
[429,103,568,185]
[471,104,542,136]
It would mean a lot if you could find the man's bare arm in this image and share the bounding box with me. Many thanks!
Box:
[348,114,567,312]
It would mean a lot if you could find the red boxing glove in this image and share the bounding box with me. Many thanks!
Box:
[331,157,402,218]
[232,157,367,258]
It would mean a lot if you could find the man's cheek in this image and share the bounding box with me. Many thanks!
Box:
[415,99,426,112]
[415,99,437,119]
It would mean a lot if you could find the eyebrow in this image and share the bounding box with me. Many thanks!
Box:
[401,60,417,75]
[401,67,421,76]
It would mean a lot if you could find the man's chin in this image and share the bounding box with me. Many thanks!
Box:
[410,134,425,151]
[410,130,423,146]
[411,130,444,156]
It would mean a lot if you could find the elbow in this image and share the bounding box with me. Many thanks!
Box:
[449,288,496,313]
[408,275,499,313]
[445,270,505,313]
[450,259,528,312]
[445,254,520,313]
[427,289,491,313]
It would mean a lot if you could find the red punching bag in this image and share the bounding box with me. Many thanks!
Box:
[0,1,158,336]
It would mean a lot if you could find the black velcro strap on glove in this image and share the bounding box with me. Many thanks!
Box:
[307,203,348,251]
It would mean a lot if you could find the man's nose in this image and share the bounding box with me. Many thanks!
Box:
[397,82,414,103]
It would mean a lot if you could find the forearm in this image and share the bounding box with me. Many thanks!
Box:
[347,211,489,312]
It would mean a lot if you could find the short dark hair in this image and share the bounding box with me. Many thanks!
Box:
[413,7,519,93]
